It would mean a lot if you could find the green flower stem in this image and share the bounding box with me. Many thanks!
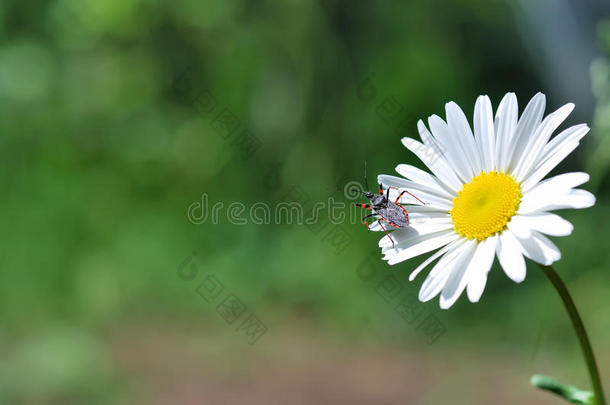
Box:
[538,264,606,405]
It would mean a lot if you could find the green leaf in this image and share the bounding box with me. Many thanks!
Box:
[531,374,596,404]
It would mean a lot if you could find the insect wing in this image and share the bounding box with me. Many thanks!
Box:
[379,203,409,228]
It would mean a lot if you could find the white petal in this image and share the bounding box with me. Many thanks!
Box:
[507,217,532,239]
[439,240,479,309]
[395,164,455,199]
[520,186,595,214]
[494,92,518,172]
[418,239,467,279]
[382,231,459,265]
[520,171,590,206]
[445,102,482,176]
[463,235,498,304]
[401,204,450,214]
[428,114,474,182]
[418,239,470,302]
[519,172,591,214]
[367,213,451,232]
[402,136,463,192]
[377,175,453,209]
[378,222,453,247]
[417,118,446,155]
[538,189,596,211]
[496,230,526,283]
[514,103,574,182]
[534,124,589,180]
[473,95,495,172]
[518,213,573,236]
[565,189,596,209]
[376,224,418,241]
[506,92,546,175]
[520,140,582,191]
[369,204,450,229]
[387,205,452,225]
[516,230,561,265]
[408,213,452,226]
[409,243,453,281]
[368,212,451,232]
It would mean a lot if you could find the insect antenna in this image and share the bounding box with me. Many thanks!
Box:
[363,160,370,192]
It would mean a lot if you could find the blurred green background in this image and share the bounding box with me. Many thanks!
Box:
[2,0,610,404]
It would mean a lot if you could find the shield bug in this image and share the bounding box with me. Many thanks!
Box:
[354,162,425,248]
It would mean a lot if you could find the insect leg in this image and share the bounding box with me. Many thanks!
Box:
[395,189,426,205]
[361,213,376,230]
[384,185,400,200]
[354,203,372,209]
[377,219,395,248]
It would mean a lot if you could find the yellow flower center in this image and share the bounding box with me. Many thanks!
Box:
[450,171,521,241]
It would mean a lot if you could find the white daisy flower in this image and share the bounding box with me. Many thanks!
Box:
[371,92,595,309]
